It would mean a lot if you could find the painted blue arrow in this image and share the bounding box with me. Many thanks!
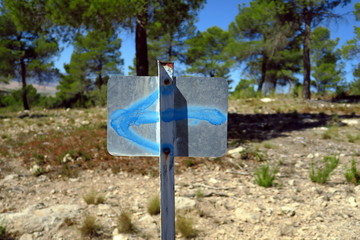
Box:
[110,89,226,154]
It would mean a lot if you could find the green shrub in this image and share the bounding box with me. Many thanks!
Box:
[79,215,101,237]
[254,164,278,188]
[147,195,160,215]
[184,159,195,167]
[345,159,360,185]
[195,189,204,198]
[176,215,197,239]
[310,155,339,184]
[291,83,303,98]
[117,212,135,233]
[231,79,262,99]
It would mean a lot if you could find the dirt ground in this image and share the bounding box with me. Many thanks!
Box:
[1,97,360,239]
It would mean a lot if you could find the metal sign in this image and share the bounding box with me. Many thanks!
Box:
[107,74,228,157]
[107,61,228,240]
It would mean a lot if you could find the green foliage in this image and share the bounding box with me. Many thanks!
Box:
[117,212,135,234]
[342,3,360,92]
[310,155,339,184]
[195,189,204,198]
[291,83,303,98]
[1,85,40,107]
[311,27,344,94]
[0,2,60,109]
[289,0,351,99]
[176,215,197,239]
[147,195,160,215]
[55,30,121,108]
[254,163,278,188]
[87,85,107,107]
[184,159,196,167]
[79,215,101,238]
[185,26,234,80]
[228,0,300,93]
[348,63,360,95]
[146,20,197,76]
[231,79,262,99]
[345,159,360,185]
[46,0,139,33]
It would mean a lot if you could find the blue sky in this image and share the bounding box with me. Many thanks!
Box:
[54,0,359,88]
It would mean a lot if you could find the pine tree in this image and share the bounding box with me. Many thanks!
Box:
[0,0,59,110]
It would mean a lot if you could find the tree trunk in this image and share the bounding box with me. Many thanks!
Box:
[136,10,149,76]
[96,73,103,89]
[303,20,311,99]
[20,58,30,110]
[257,53,268,92]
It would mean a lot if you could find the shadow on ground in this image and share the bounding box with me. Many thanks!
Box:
[228,112,359,144]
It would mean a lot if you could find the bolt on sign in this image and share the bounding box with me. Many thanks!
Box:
[107,61,228,239]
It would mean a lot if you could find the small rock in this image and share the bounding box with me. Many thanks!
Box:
[235,208,261,223]
[348,197,358,207]
[341,119,359,126]
[307,153,314,159]
[19,234,33,240]
[228,146,245,158]
[29,164,41,175]
[288,179,296,186]
[175,197,196,211]
[62,153,74,163]
[260,98,275,103]
[81,120,90,125]
[313,127,328,131]
[0,174,18,184]
[113,232,131,240]
[280,206,296,217]
[209,178,218,184]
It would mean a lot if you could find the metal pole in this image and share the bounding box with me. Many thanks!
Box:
[158,60,175,240]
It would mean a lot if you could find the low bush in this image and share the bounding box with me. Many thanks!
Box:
[176,215,197,239]
[345,159,360,185]
[147,195,160,215]
[117,212,135,233]
[254,163,278,188]
[79,215,101,238]
[310,155,339,184]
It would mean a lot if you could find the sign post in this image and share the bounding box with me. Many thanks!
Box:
[107,61,228,239]
[158,61,175,239]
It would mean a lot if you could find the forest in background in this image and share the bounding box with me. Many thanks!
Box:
[0,0,359,111]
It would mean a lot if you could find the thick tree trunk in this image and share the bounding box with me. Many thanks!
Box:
[20,58,30,110]
[135,11,149,76]
[303,20,311,100]
[257,54,268,92]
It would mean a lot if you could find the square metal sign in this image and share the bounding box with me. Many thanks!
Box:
[107,76,228,157]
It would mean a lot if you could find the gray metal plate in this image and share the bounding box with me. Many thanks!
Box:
[107,76,228,157]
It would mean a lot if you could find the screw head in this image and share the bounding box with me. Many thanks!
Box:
[164,78,171,85]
